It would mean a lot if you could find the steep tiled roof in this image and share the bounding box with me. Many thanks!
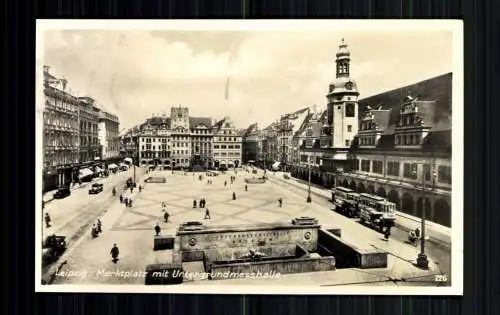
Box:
[293,113,313,137]
[212,117,226,132]
[359,73,452,132]
[243,123,258,137]
[189,117,212,128]
[351,73,452,153]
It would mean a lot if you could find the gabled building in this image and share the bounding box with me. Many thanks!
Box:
[212,117,242,169]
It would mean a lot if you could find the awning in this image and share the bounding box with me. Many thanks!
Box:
[272,162,281,169]
[124,158,133,164]
[78,168,94,179]
[108,163,118,169]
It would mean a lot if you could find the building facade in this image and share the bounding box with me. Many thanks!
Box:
[42,66,80,190]
[212,117,242,169]
[77,96,100,162]
[124,107,242,171]
[290,40,452,227]
[98,109,120,160]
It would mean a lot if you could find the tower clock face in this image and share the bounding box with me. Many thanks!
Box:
[345,82,353,90]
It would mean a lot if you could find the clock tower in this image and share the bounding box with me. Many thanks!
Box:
[325,38,360,151]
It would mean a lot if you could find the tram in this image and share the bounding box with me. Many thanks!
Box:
[358,193,397,231]
[330,186,361,218]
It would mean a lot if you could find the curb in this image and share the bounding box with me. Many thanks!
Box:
[270,175,451,249]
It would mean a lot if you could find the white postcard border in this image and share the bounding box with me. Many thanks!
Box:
[35,19,464,295]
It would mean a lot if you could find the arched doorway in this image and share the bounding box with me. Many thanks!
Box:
[388,190,400,209]
[416,197,432,220]
[141,160,146,165]
[401,193,415,215]
[433,198,451,227]
[349,181,356,190]
[342,179,349,188]
[376,187,387,198]
[367,184,375,194]
[357,183,366,193]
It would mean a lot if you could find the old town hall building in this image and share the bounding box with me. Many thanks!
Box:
[246,39,453,228]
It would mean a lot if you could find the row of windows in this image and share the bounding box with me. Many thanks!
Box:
[214,137,240,142]
[214,152,240,157]
[360,136,376,146]
[395,134,422,145]
[214,144,241,149]
[44,152,79,167]
[45,96,78,113]
[355,159,452,184]
[44,134,79,148]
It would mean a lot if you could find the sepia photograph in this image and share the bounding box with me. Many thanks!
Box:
[35,20,463,294]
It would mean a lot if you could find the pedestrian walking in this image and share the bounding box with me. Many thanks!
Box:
[44,213,51,228]
[164,211,170,223]
[278,198,283,207]
[204,208,211,220]
[119,194,123,203]
[245,184,248,192]
[97,218,102,233]
[154,223,161,236]
[193,199,197,208]
[110,243,119,263]
[224,180,227,187]
[384,226,391,240]
[232,192,236,200]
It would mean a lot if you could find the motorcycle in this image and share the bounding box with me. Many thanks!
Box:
[408,230,420,246]
[91,227,99,238]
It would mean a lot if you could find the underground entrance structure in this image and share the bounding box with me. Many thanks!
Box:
[145,217,388,285]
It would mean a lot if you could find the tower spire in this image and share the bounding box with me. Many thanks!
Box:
[336,38,351,78]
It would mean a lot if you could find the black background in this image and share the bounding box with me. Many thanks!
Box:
[4,0,499,314]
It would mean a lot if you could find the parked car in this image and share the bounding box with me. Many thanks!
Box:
[42,235,67,266]
[89,183,104,194]
[53,186,71,199]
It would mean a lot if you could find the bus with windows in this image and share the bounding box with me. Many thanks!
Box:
[358,193,397,230]
[330,186,361,218]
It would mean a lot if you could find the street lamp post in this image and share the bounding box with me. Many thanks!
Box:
[414,164,437,269]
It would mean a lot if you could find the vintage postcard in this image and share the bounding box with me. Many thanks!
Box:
[35,19,463,294]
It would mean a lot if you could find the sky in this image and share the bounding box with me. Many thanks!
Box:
[41,26,454,131]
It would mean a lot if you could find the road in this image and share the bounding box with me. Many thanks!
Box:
[266,172,451,283]
[48,169,450,286]
[41,167,146,274]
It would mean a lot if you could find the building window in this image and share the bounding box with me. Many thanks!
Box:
[438,166,451,184]
[423,164,431,181]
[403,163,418,179]
[372,160,383,174]
[347,125,352,132]
[352,159,359,171]
[345,140,350,146]
[387,161,400,177]
[345,103,355,117]
[361,160,370,172]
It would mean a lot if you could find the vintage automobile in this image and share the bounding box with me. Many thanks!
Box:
[88,182,104,194]
[53,186,71,199]
[42,235,67,266]
[144,176,167,183]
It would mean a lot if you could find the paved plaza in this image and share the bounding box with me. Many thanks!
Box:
[49,169,446,287]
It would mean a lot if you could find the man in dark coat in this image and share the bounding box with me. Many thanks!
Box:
[154,223,161,236]
[110,244,119,263]
[44,213,51,228]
